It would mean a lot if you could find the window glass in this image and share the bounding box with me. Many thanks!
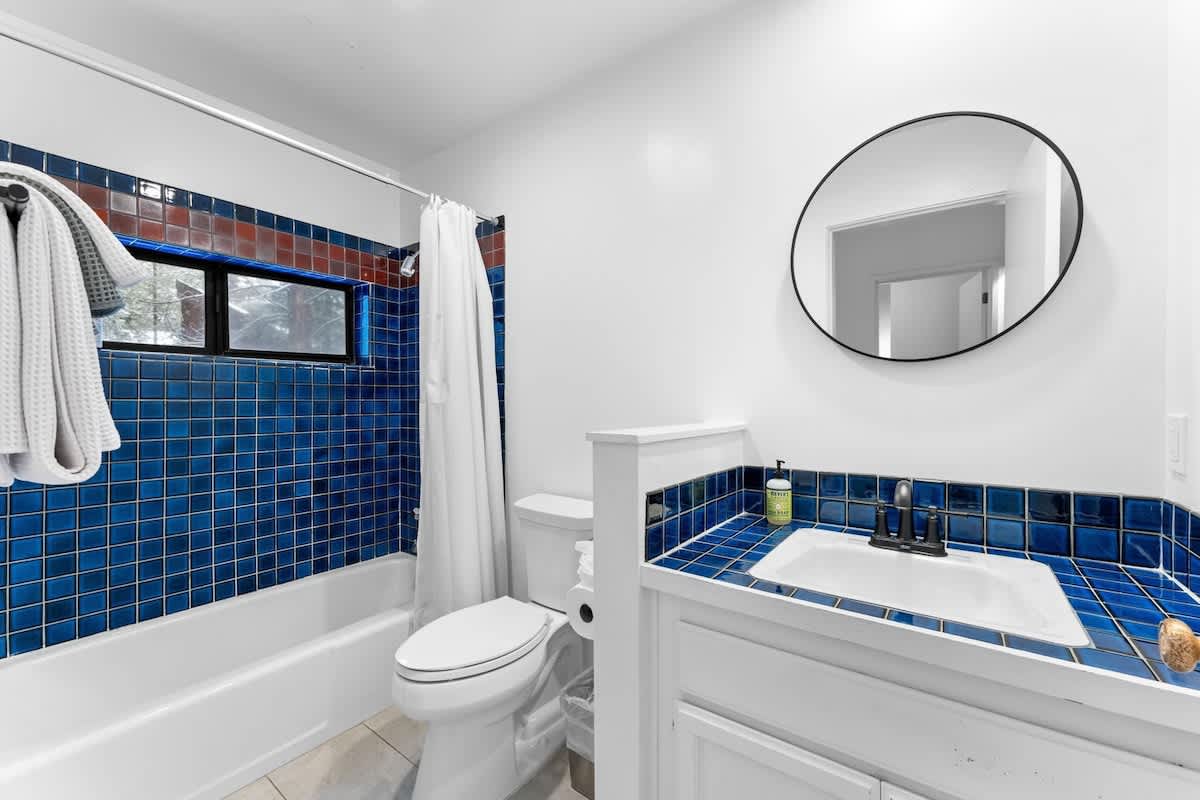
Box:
[103,260,206,348]
[226,273,348,357]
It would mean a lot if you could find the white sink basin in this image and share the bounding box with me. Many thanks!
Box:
[749,528,1090,647]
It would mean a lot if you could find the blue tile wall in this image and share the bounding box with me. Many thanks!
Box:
[644,466,1200,581]
[0,143,507,659]
[644,467,744,561]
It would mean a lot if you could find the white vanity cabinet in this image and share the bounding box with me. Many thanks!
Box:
[652,595,1200,800]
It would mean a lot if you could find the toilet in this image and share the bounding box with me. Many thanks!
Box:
[392,493,594,800]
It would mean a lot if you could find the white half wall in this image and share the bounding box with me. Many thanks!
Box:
[0,28,423,245]
[405,0,1171,595]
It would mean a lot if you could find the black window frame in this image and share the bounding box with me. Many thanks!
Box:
[102,249,356,364]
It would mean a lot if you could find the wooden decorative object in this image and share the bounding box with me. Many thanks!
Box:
[1158,618,1200,673]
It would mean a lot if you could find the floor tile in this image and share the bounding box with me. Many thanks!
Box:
[364,706,427,764]
[269,724,417,800]
[224,777,285,800]
[509,748,589,800]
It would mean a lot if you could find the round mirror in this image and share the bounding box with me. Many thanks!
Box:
[790,112,1082,361]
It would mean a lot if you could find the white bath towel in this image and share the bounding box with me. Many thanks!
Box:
[0,162,146,289]
[0,207,18,485]
[2,184,121,485]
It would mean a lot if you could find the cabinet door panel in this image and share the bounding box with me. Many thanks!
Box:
[675,703,879,800]
[881,782,931,800]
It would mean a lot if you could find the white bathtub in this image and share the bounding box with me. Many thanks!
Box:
[0,553,416,800]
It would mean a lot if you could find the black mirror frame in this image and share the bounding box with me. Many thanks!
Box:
[789,111,1084,363]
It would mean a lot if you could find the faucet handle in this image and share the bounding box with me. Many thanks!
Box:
[924,506,942,545]
[873,502,890,539]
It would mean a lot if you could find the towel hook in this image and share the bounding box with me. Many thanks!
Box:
[1,183,29,220]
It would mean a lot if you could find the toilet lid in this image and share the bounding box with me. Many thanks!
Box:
[395,597,550,683]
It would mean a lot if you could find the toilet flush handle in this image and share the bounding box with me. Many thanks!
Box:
[1159,618,1200,672]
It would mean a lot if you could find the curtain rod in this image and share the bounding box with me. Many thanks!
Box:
[0,22,498,225]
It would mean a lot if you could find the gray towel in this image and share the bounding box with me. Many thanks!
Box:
[0,170,124,317]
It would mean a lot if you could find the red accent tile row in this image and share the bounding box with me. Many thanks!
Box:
[69,182,501,288]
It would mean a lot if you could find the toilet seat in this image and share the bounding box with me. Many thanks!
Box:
[396,597,551,683]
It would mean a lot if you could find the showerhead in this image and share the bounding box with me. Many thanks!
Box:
[399,253,417,278]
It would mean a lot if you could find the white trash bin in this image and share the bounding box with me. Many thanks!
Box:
[560,667,595,799]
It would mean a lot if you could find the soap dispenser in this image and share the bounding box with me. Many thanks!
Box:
[765,460,792,526]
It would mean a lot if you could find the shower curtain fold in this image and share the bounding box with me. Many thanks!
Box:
[413,196,507,627]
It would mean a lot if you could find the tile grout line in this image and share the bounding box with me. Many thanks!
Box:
[364,721,419,768]
[264,773,288,800]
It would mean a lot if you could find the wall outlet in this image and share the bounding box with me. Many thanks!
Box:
[1168,413,1188,477]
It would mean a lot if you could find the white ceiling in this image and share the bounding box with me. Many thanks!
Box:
[0,0,743,168]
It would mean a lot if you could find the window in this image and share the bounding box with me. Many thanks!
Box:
[103,251,354,363]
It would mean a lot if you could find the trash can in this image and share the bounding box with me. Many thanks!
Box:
[560,667,595,799]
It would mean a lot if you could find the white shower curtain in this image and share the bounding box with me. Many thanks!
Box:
[413,196,507,627]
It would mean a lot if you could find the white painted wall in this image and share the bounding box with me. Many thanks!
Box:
[1165,0,1200,508]
[0,33,423,246]
[405,0,1170,598]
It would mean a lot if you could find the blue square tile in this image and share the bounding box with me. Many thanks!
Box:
[947,483,983,513]
[663,486,679,519]
[1123,498,1162,533]
[986,518,1025,550]
[913,480,945,509]
[1028,490,1070,523]
[944,621,1002,645]
[1086,629,1133,655]
[847,502,875,531]
[1006,635,1072,661]
[818,499,846,526]
[986,486,1024,518]
[1028,522,1070,556]
[947,514,984,545]
[838,598,886,618]
[819,472,846,498]
[847,475,877,501]
[1121,532,1160,568]
[887,610,941,630]
[1074,526,1119,562]
[1075,648,1154,679]
[743,466,764,491]
[791,495,816,523]
[790,470,817,496]
[1074,494,1119,528]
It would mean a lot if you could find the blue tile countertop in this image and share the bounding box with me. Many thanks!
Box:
[647,514,1200,691]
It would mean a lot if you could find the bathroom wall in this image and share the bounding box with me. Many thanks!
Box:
[404,0,1170,597]
[0,134,507,659]
[1165,0,1200,511]
[0,33,421,246]
[0,29,508,657]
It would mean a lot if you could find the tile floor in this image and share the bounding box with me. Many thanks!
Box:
[224,706,587,800]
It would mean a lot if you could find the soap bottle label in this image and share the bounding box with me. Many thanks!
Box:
[766,489,791,525]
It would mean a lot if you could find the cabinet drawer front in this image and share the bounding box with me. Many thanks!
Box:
[677,623,1200,799]
[675,703,879,800]
[881,782,931,800]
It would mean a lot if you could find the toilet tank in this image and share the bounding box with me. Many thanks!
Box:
[514,494,594,612]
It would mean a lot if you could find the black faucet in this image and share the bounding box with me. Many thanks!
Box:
[869,479,947,557]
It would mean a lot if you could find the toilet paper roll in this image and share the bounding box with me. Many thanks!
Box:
[566,583,595,640]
